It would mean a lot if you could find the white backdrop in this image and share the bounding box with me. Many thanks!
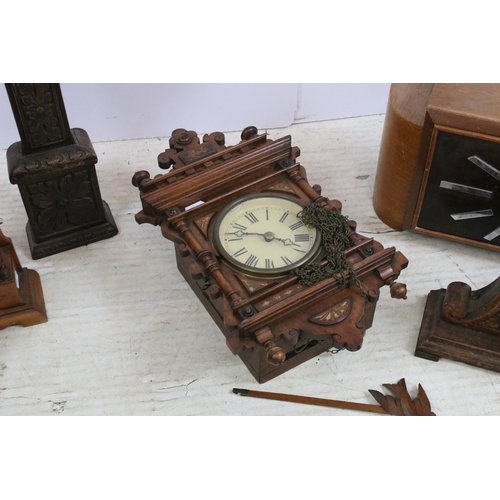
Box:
[0,83,389,148]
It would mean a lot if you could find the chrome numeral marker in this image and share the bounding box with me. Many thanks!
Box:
[439,180,493,199]
[245,212,259,224]
[233,247,248,258]
[484,226,500,242]
[468,155,500,182]
[245,254,259,267]
[450,209,494,220]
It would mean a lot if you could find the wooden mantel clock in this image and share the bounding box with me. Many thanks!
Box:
[133,126,408,383]
[374,83,500,251]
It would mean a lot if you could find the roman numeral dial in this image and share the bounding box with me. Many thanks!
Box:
[214,194,321,276]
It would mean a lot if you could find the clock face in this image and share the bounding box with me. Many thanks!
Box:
[213,194,321,276]
[417,130,500,247]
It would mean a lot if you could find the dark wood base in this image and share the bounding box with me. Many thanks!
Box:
[27,200,118,259]
[0,267,47,329]
[415,289,500,372]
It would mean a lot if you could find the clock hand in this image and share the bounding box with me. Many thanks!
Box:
[273,236,301,247]
[228,230,275,240]
[228,230,301,247]
[227,230,268,238]
[249,232,301,247]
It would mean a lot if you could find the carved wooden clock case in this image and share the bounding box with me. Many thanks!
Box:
[133,127,408,383]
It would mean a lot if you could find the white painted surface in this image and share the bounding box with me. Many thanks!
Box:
[0,83,390,149]
[1,115,498,419]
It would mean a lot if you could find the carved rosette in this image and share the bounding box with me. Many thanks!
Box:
[15,84,65,148]
[27,170,99,236]
[5,83,72,154]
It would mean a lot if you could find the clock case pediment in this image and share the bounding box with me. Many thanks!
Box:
[133,127,408,383]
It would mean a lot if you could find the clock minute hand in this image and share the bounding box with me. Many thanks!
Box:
[230,230,276,240]
[227,230,300,247]
[226,230,266,238]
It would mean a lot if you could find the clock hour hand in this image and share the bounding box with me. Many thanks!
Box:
[273,236,301,247]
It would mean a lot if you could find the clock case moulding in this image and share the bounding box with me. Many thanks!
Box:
[374,83,500,252]
[133,126,408,383]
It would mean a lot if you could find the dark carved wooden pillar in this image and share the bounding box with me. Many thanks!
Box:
[5,83,118,259]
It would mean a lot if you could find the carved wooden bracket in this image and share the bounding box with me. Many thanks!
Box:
[416,277,500,372]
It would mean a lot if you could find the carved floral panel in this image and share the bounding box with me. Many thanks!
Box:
[27,170,100,236]
[14,83,67,149]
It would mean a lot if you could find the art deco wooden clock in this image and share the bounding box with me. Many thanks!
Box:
[374,83,500,251]
[133,126,408,382]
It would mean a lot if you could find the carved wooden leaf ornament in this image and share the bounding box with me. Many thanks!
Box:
[368,378,435,416]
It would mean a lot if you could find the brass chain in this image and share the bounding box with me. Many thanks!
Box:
[290,203,366,296]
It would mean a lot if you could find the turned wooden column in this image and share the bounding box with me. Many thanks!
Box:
[5,83,118,259]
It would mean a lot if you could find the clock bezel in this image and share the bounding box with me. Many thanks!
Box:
[211,192,322,278]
